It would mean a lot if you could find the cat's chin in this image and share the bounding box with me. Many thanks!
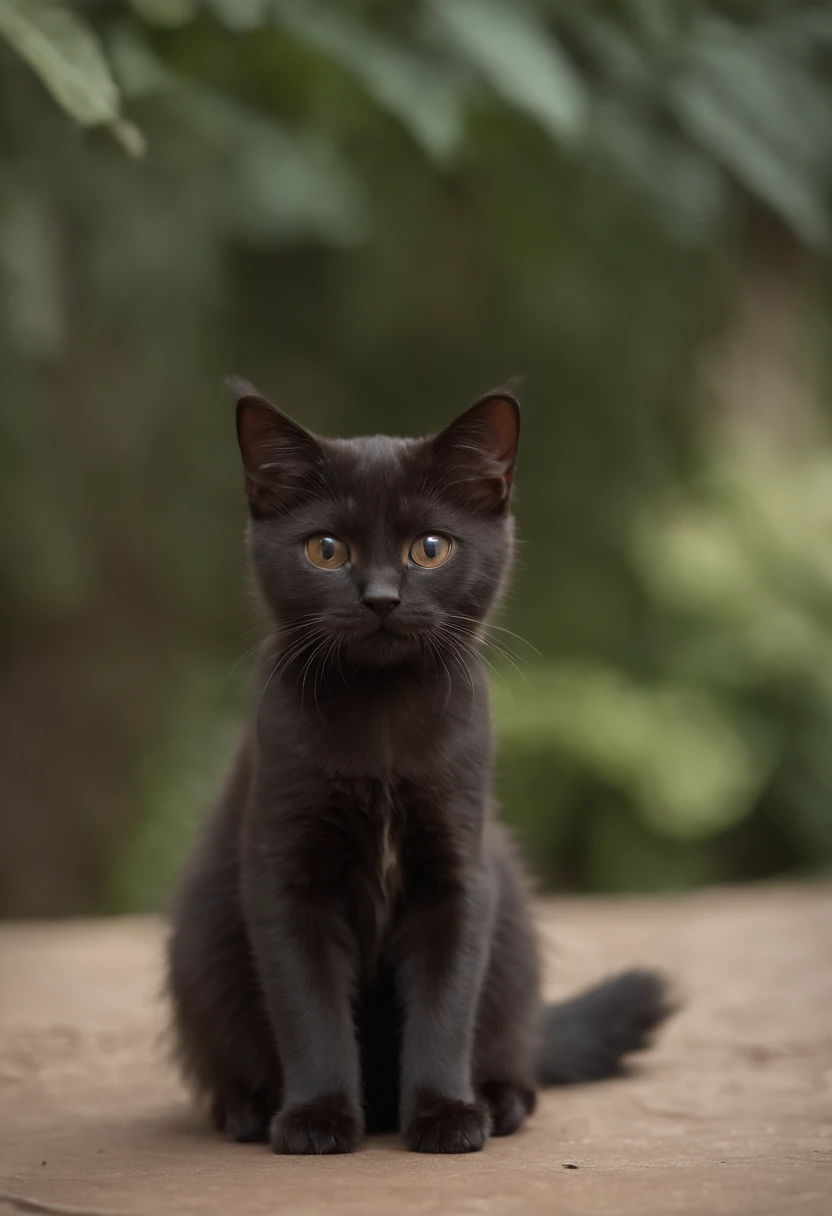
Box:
[339,627,423,668]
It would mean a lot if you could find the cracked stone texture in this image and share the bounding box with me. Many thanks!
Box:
[0,885,830,1216]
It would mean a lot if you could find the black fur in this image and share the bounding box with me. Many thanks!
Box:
[166,380,673,1155]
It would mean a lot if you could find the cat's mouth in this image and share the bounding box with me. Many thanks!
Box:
[332,618,425,665]
[366,621,411,647]
[341,617,412,641]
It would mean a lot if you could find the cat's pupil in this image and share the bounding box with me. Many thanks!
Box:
[321,537,336,561]
[423,537,439,559]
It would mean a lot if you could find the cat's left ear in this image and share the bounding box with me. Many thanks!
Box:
[428,388,520,513]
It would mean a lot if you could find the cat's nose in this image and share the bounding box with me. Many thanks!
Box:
[361,590,400,620]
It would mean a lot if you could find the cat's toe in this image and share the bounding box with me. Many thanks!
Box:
[270,1101,363,1155]
[403,1097,491,1154]
[226,1102,272,1143]
[480,1081,536,1137]
[212,1095,272,1143]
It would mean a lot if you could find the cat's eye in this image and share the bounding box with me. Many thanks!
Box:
[409,534,452,569]
[304,535,349,570]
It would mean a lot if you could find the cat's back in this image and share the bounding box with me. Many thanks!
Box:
[170,727,254,923]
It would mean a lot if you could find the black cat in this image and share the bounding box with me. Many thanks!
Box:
[166,379,672,1155]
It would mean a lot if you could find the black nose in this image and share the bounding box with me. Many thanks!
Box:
[362,592,400,620]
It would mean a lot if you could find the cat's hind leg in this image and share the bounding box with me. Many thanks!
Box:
[166,796,281,1142]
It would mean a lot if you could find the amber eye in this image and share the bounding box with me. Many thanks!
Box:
[409,534,452,569]
[304,535,349,569]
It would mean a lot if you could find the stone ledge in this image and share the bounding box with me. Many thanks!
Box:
[1,885,830,1216]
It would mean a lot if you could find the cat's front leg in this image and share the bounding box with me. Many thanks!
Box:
[241,824,363,1155]
[396,865,496,1153]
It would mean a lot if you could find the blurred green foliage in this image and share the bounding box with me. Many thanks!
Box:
[1,1,831,915]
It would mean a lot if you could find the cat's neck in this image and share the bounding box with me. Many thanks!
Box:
[255,636,485,716]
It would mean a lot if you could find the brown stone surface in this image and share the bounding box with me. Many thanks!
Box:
[0,885,830,1216]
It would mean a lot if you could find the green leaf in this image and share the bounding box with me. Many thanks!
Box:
[130,0,199,28]
[108,23,178,100]
[427,0,586,141]
[273,0,464,160]
[673,75,828,247]
[634,688,771,842]
[0,186,64,356]
[493,664,772,842]
[0,0,120,126]
[593,101,723,240]
[170,89,370,247]
[671,19,830,246]
[207,0,269,32]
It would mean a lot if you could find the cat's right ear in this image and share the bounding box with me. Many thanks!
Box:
[227,377,325,518]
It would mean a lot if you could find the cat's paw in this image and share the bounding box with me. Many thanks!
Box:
[212,1094,272,1143]
[225,1100,272,1143]
[270,1100,363,1155]
[480,1080,536,1137]
[403,1097,491,1154]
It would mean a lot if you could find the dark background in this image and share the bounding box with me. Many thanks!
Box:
[2,0,832,917]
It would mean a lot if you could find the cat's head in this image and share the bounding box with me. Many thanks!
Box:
[230,377,520,668]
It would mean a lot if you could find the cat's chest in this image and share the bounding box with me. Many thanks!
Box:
[375,809,400,924]
[338,776,408,943]
[338,775,460,923]
[320,683,449,778]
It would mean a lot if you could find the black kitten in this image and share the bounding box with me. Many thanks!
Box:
[166,380,673,1155]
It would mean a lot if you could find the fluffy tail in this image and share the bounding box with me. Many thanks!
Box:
[537,968,675,1086]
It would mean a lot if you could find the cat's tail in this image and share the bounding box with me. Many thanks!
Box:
[536,968,675,1086]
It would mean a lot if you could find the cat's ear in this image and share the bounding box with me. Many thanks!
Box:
[227,376,325,518]
[428,388,520,513]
